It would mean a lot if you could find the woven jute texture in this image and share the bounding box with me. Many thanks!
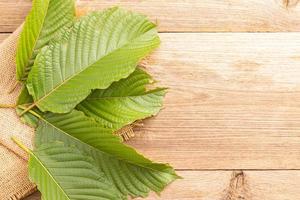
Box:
[0,25,36,200]
[0,145,36,200]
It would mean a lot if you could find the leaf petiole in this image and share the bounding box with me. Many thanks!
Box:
[7,82,20,94]
[11,136,31,154]
[0,104,16,108]
[19,103,36,116]
[18,105,41,119]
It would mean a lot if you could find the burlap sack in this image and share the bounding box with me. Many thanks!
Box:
[0,8,136,199]
[0,25,36,200]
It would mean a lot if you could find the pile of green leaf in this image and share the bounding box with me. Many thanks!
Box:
[12,0,179,199]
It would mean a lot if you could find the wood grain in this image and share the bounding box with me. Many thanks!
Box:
[0,34,9,41]
[1,1,300,199]
[129,33,300,169]
[3,0,300,32]
[2,1,300,199]
[24,171,300,200]
[2,32,300,170]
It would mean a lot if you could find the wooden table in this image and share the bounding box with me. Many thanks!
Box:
[2,0,300,199]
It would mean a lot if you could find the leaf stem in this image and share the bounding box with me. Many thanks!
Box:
[19,103,36,116]
[7,82,20,94]
[18,105,42,119]
[11,136,31,154]
[0,104,16,108]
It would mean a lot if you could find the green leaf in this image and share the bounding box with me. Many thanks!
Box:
[77,68,167,130]
[16,107,38,128]
[29,142,124,200]
[26,7,160,113]
[35,110,179,198]
[17,86,33,106]
[16,0,75,81]
[16,87,38,127]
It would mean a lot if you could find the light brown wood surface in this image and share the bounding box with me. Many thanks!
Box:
[23,171,300,200]
[1,0,300,199]
[130,33,300,169]
[2,0,300,32]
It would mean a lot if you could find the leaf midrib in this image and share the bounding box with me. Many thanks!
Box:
[31,26,158,110]
[86,88,165,101]
[30,150,71,200]
[23,0,51,77]
[39,115,174,176]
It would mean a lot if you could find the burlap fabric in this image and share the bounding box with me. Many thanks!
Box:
[0,8,136,199]
[0,25,36,200]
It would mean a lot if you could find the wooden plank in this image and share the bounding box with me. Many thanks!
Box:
[2,32,300,170]
[2,0,300,33]
[127,33,300,169]
[0,34,9,41]
[24,170,300,200]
